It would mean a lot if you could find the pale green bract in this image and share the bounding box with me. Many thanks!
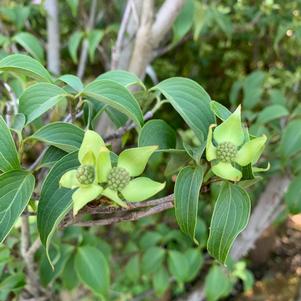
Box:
[59,130,165,215]
[206,105,267,182]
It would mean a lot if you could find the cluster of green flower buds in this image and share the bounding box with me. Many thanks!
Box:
[107,167,130,192]
[206,106,267,182]
[76,165,95,185]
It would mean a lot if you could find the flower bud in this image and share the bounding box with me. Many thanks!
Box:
[107,167,130,191]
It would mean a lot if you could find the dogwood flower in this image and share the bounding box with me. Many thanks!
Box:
[206,105,267,182]
[60,130,105,216]
[96,145,166,207]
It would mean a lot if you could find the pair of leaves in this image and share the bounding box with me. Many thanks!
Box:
[68,29,104,63]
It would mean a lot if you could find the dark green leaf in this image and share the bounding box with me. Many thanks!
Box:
[285,175,301,214]
[0,115,20,172]
[13,32,44,63]
[210,101,231,121]
[88,30,104,62]
[57,74,84,92]
[75,246,110,299]
[204,265,233,301]
[62,254,79,290]
[138,119,176,150]
[207,183,251,264]
[19,83,67,124]
[0,170,35,243]
[82,79,144,128]
[124,255,140,283]
[141,247,165,275]
[153,267,169,296]
[152,77,215,143]
[37,152,79,265]
[0,54,52,82]
[40,146,67,169]
[279,119,301,158]
[256,104,288,125]
[68,31,83,63]
[96,70,145,89]
[243,71,265,109]
[175,166,204,243]
[167,250,189,282]
[29,122,84,152]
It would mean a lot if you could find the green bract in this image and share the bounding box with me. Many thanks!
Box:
[97,145,166,207]
[60,130,105,215]
[206,106,267,182]
[59,130,166,215]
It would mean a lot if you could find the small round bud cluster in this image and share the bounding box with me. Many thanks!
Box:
[107,167,130,191]
[76,165,95,185]
[216,142,237,163]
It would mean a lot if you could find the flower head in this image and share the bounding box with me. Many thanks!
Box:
[59,130,165,215]
[206,106,267,182]
[97,145,166,207]
[59,130,106,216]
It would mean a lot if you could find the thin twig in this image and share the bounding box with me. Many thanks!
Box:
[111,0,132,70]
[61,194,174,228]
[77,0,97,79]
[104,110,153,142]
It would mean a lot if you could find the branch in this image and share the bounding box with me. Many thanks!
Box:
[45,0,61,75]
[128,0,154,78]
[77,0,97,79]
[61,194,174,228]
[151,0,185,46]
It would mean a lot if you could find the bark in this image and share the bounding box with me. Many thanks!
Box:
[45,0,60,75]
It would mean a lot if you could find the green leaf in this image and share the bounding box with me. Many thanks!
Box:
[66,0,79,16]
[175,166,204,243]
[0,54,52,82]
[285,175,301,214]
[68,31,83,63]
[82,79,144,128]
[37,152,79,265]
[96,70,145,89]
[30,122,84,152]
[279,119,301,158]
[75,246,110,299]
[19,83,67,124]
[243,71,265,109]
[39,244,73,286]
[124,255,140,283]
[173,0,194,42]
[256,104,289,125]
[185,248,204,281]
[40,146,67,169]
[207,183,251,264]
[204,265,233,301]
[88,29,104,62]
[210,101,231,121]
[152,77,215,143]
[0,115,20,172]
[57,74,84,92]
[0,170,35,243]
[153,267,169,296]
[142,247,165,275]
[138,119,176,150]
[13,32,44,63]
[62,254,79,290]
[168,250,189,282]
